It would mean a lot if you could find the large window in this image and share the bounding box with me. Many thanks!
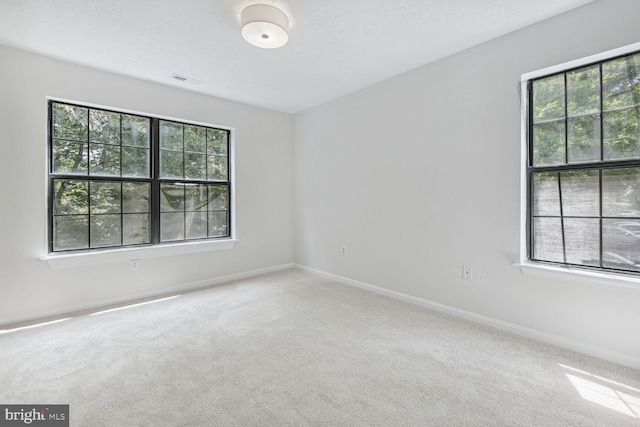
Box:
[49,101,231,252]
[527,51,640,273]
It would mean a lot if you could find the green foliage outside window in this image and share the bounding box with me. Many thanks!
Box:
[530,51,640,273]
[50,102,231,252]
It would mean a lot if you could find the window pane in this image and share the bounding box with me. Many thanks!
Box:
[208,211,229,237]
[602,53,640,110]
[160,184,184,212]
[90,110,120,144]
[567,65,600,117]
[208,185,229,210]
[53,180,88,215]
[123,183,150,213]
[160,150,184,179]
[533,74,565,123]
[603,253,640,271]
[567,115,600,163]
[560,170,599,217]
[185,153,207,180]
[533,172,560,216]
[186,185,208,211]
[160,121,183,150]
[90,181,121,214]
[185,125,206,153]
[533,121,565,166]
[122,115,150,148]
[602,168,640,218]
[208,155,228,180]
[603,219,640,270]
[564,218,599,266]
[52,103,88,141]
[122,147,150,177]
[161,212,185,241]
[53,140,88,175]
[533,218,564,262]
[123,213,150,245]
[90,214,121,247]
[186,211,208,239]
[603,108,640,160]
[54,215,88,251]
[207,129,228,155]
[89,143,121,176]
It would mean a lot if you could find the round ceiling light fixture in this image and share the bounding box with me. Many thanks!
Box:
[241,4,289,49]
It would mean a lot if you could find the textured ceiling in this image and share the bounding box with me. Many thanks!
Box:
[0,0,594,113]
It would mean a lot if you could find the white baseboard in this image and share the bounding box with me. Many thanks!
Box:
[295,264,640,370]
[0,263,295,328]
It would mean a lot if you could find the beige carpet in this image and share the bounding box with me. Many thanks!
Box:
[1,269,639,426]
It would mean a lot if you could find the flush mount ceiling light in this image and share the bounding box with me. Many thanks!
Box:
[241,4,289,49]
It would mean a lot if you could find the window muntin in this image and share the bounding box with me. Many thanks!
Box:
[52,103,151,177]
[158,120,228,181]
[49,101,231,253]
[159,183,229,242]
[52,179,151,251]
[528,51,640,273]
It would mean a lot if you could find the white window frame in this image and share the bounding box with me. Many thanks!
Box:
[41,97,237,269]
[517,42,640,293]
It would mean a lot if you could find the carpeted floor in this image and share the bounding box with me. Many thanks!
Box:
[1,269,639,426]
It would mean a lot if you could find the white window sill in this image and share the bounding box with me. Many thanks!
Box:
[513,262,640,293]
[41,239,238,270]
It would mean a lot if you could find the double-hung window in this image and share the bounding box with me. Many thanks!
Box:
[526,50,640,274]
[49,101,231,252]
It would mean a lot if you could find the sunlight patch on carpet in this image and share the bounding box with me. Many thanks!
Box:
[560,363,640,418]
[89,295,180,316]
[0,318,71,335]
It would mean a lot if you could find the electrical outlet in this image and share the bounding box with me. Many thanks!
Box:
[341,245,347,256]
[462,265,472,281]
[129,259,140,271]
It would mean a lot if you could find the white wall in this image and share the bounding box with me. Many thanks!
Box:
[0,45,294,324]
[294,0,640,363]
[2,0,639,367]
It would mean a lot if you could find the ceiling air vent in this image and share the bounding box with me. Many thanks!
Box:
[170,74,203,85]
